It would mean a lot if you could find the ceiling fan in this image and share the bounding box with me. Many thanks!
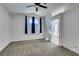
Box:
[26,3,47,12]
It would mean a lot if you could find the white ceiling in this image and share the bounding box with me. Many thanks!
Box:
[1,3,78,17]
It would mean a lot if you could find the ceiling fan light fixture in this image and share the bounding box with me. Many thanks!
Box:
[36,8,38,12]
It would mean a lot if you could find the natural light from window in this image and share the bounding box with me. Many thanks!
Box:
[29,18,39,24]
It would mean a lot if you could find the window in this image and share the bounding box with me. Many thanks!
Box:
[29,18,39,24]
[25,16,42,34]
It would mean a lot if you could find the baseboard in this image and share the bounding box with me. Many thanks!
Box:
[11,38,45,43]
[0,41,11,52]
[60,46,79,55]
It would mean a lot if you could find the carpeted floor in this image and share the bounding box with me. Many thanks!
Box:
[0,39,78,56]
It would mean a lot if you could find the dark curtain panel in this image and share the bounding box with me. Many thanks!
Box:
[32,17,35,33]
[40,18,42,33]
[25,16,27,34]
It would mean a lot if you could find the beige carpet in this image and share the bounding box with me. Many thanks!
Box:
[0,39,78,56]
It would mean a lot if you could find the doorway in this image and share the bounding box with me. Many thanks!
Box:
[51,19,59,45]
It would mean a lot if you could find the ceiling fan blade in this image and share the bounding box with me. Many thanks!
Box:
[26,5,34,7]
[38,5,47,8]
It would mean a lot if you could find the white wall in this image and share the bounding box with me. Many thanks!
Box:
[0,6,11,51]
[62,6,79,53]
[11,14,45,42]
[44,17,52,41]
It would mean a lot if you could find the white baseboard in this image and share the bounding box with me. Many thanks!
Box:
[0,41,11,52]
[12,38,45,42]
[61,45,79,54]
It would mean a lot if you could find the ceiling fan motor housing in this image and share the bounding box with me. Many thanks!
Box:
[26,3,47,12]
[34,3,40,6]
